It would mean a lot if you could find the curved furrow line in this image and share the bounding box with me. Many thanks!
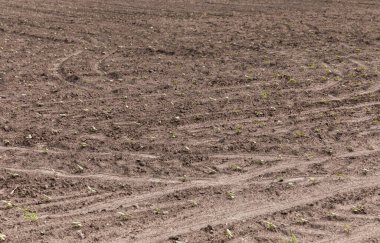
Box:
[3,167,179,185]
[92,49,119,77]
[180,112,376,139]
[131,176,380,243]
[20,192,117,209]
[49,49,94,92]
[178,100,380,132]
[316,222,380,243]
[35,147,380,221]
[3,172,353,237]
[0,145,159,159]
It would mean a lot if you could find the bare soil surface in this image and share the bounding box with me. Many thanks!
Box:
[0,0,379,242]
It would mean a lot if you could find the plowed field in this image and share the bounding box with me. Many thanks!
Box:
[0,0,379,242]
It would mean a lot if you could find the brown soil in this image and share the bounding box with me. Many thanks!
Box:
[0,0,379,242]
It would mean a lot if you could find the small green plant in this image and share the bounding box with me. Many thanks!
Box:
[232,108,242,114]
[188,200,198,207]
[348,72,357,78]
[3,139,10,146]
[235,126,242,135]
[230,164,242,172]
[351,205,365,214]
[288,78,299,84]
[24,210,38,222]
[260,90,269,99]
[41,147,49,154]
[225,229,233,239]
[1,200,14,208]
[253,119,266,128]
[169,131,177,138]
[343,224,352,234]
[255,159,265,165]
[179,175,188,182]
[254,111,264,117]
[263,60,274,66]
[153,208,168,215]
[324,67,332,75]
[305,153,313,161]
[307,63,317,69]
[80,142,88,148]
[245,74,255,81]
[72,221,82,228]
[87,185,97,193]
[42,194,52,201]
[308,177,319,186]
[226,191,235,200]
[294,130,305,137]
[76,164,84,172]
[275,72,291,80]
[296,217,308,225]
[0,233,6,241]
[117,212,129,221]
[285,233,298,243]
[171,79,179,86]
[7,172,19,178]
[264,221,277,231]
[327,212,338,220]
[335,171,345,178]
